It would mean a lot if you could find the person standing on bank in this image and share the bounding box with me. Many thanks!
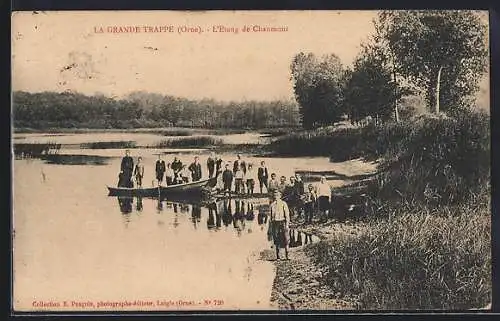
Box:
[207,152,216,178]
[188,156,203,182]
[316,176,332,222]
[121,149,134,188]
[303,184,317,224]
[268,173,279,194]
[258,161,269,194]
[133,156,145,188]
[267,190,290,260]
[155,154,166,186]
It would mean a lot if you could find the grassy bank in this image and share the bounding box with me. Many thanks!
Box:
[13,142,61,158]
[274,109,491,310]
[309,201,490,310]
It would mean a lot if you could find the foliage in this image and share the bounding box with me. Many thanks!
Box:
[12,91,301,130]
[374,110,490,207]
[290,53,347,128]
[343,41,414,123]
[375,10,488,113]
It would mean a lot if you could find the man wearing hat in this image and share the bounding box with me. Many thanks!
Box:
[267,190,291,260]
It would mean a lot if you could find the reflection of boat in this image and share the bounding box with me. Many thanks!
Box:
[107,177,217,197]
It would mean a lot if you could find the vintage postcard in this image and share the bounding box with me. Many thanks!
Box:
[11,10,491,312]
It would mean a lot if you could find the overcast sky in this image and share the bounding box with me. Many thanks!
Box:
[12,10,489,103]
[12,11,379,101]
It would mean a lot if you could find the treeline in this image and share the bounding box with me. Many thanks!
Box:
[12,91,300,129]
[291,11,488,129]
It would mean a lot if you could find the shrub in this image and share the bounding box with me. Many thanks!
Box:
[375,111,490,207]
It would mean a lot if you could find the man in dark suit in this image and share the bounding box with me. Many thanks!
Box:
[207,152,216,178]
[188,156,203,181]
[155,154,166,186]
[120,149,134,187]
[258,160,269,194]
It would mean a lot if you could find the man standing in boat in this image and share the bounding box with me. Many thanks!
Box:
[188,156,203,182]
[134,156,145,188]
[222,164,234,192]
[207,152,216,178]
[165,162,174,186]
[120,149,134,188]
[215,154,223,175]
[171,156,183,181]
[155,154,166,186]
[233,154,246,194]
[268,190,290,260]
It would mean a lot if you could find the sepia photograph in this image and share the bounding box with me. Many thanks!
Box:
[11,10,491,312]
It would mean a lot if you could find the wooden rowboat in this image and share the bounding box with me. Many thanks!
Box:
[107,177,217,197]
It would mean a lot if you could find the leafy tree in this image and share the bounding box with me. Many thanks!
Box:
[291,52,346,129]
[344,44,405,123]
[375,10,488,113]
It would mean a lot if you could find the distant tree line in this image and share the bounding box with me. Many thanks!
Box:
[290,11,488,129]
[12,91,300,129]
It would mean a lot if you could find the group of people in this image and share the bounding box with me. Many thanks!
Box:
[153,154,204,186]
[266,175,332,261]
[117,150,334,261]
[117,150,211,188]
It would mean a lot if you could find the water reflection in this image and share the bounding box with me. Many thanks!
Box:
[113,196,319,247]
[136,196,143,212]
[191,204,201,228]
[118,196,133,214]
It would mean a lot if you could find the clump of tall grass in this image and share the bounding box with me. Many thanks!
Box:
[151,136,224,148]
[309,201,491,310]
[374,110,490,208]
[267,122,409,161]
[79,141,137,149]
[13,142,61,158]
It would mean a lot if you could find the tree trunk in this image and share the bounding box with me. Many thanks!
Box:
[435,66,443,114]
[393,69,400,122]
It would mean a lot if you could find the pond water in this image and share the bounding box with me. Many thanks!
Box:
[12,132,353,312]
[12,131,269,146]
